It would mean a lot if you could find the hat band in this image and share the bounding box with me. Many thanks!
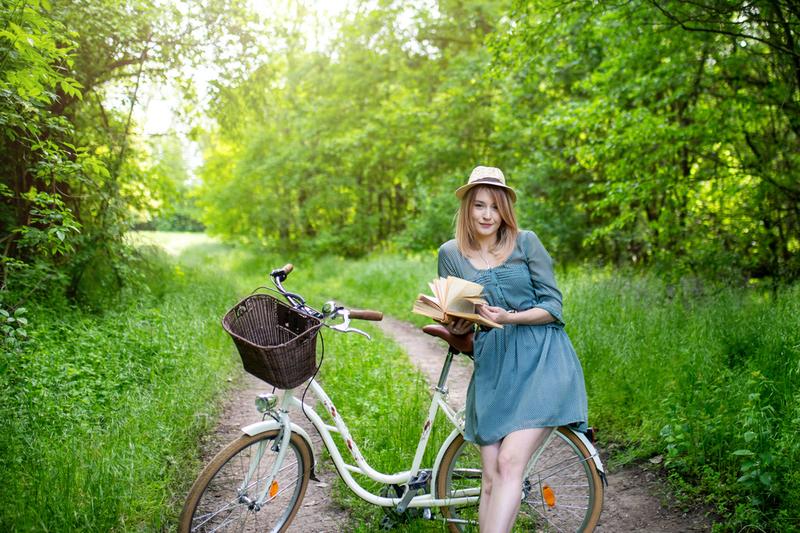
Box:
[473,177,504,185]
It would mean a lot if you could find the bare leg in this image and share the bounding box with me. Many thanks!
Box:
[479,442,500,532]
[480,427,553,533]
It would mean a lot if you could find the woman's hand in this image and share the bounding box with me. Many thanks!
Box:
[477,304,513,325]
[445,318,473,335]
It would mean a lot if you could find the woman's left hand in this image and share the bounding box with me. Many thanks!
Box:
[477,304,513,325]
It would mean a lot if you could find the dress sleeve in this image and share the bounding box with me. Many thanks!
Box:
[437,242,459,278]
[522,231,564,325]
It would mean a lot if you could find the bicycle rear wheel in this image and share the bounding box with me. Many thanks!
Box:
[436,427,604,532]
[180,429,312,533]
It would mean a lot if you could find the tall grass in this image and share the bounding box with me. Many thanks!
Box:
[0,237,240,530]
[566,273,800,530]
[3,237,797,532]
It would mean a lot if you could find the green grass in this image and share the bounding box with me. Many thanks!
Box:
[564,272,800,530]
[0,236,240,530]
[3,234,798,532]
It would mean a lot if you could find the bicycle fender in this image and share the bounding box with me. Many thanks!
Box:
[241,419,313,444]
[431,427,463,489]
[240,420,318,480]
[574,430,605,475]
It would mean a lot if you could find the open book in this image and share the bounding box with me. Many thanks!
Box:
[412,276,502,329]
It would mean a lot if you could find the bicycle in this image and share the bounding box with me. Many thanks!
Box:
[179,264,606,532]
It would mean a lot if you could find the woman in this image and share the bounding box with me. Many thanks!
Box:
[438,166,588,533]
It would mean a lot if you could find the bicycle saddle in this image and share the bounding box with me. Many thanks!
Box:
[422,324,473,355]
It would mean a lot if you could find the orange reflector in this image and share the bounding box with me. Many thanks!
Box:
[269,481,279,498]
[542,484,556,507]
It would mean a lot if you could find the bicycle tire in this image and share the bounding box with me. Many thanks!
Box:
[179,429,312,533]
[435,427,604,532]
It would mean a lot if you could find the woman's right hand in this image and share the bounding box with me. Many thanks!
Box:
[445,318,473,335]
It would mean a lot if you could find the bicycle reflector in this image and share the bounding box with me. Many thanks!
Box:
[269,481,279,499]
[542,484,556,508]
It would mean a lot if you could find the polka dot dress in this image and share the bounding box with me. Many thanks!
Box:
[438,230,589,445]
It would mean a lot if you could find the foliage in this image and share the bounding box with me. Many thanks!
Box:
[490,0,800,281]
[197,0,510,256]
[1,0,268,309]
[1,0,86,300]
[134,135,205,232]
[566,271,800,531]
[0,241,237,530]
[195,0,800,283]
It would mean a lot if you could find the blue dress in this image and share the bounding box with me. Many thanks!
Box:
[437,230,588,445]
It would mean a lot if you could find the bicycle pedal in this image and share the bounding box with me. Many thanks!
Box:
[408,469,430,490]
[395,488,416,513]
[395,470,431,513]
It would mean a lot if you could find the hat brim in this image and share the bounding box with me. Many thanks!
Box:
[455,181,517,203]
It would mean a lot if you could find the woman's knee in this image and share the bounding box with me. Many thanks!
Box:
[481,461,499,494]
[495,450,527,481]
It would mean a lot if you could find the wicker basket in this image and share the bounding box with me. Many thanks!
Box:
[222,294,323,389]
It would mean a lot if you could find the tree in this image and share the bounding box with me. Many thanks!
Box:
[198,0,511,255]
[1,0,267,305]
[489,0,799,281]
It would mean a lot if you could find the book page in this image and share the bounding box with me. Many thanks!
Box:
[443,276,483,309]
[412,276,501,328]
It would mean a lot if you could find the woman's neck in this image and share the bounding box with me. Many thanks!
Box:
[474,235,499,254]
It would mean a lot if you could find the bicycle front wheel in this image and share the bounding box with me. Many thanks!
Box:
[436,427,604,532]
[180,429,312,533]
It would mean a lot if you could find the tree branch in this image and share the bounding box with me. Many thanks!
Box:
[649,0,800,59]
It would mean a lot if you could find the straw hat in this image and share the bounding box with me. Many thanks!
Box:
[455,166,517,202]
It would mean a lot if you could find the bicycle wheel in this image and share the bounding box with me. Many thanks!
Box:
[180,429,312,533]
[436,427,604,532]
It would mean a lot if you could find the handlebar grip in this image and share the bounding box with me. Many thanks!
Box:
[271,263,294,280]
[349,309,383,321]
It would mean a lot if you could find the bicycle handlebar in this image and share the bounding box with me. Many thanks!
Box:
[268,263,383,324]
[349,309,383,321]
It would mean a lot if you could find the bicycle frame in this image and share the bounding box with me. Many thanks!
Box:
[222,264,605,525]
[244,348,479,512]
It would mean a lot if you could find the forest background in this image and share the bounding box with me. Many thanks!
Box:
[1,0,799,531]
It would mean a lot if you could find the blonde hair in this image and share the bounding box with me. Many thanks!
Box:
[455,185,519,256]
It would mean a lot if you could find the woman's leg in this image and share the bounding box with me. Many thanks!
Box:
[481,427,553,533]
[479,442,501,532]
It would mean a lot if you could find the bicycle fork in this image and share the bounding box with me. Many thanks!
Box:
[239,397,295,510]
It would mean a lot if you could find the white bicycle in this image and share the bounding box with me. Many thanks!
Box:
[179,264,606,532]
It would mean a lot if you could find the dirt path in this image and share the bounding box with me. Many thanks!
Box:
[200,317,712,531]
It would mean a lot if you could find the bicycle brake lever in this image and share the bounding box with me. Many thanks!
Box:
[329,308,372,339]
[347,327,371,340]
[329,321,372,339]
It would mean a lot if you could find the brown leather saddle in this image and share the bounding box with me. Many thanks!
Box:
[422,324,473,355]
